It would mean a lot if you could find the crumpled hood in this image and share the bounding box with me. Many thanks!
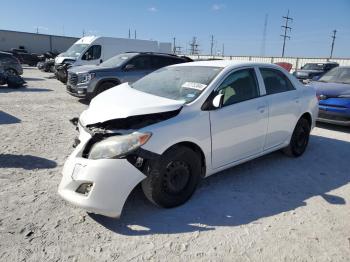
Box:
[55,56,76,65]
[309,81,350,97]
[80,83,185,126]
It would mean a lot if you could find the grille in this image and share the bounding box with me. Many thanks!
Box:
[68,73,78,86]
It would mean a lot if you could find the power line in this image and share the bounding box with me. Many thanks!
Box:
[280,10,293,57]
[330,30,337,58]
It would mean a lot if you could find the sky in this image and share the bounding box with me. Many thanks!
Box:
[1,0,350,58]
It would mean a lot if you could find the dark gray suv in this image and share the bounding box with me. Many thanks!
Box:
[66,52,192,100]
[0,52,23,76]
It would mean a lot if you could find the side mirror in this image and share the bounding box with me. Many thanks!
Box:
[212,94,223,108]
[124,64,135,71]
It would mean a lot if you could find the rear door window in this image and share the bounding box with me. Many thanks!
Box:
[259,68,295,95]
[127,55,152,70]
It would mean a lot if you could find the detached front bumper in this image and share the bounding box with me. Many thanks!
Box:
[58,125,146,218]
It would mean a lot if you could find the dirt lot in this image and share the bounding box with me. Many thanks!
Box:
[0,67,349,262]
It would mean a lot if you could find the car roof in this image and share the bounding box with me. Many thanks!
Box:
[124,52,187,59]
[171,60,278,69]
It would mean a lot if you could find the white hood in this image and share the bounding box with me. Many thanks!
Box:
[80,83,185,126]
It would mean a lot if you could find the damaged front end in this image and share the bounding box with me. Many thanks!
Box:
[71,108,182,176]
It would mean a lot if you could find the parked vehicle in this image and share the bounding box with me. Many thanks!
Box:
[66,52,192,99]
[0,51,23,75]
[58,61,318,218]
[308,66,350,126]
[0,66,26,87]
[275,62,293,72]
[55,62,73,83]
[293,62,338,82]
[37,59,55,73]
[55,36,172,69]
[9,48,40,66]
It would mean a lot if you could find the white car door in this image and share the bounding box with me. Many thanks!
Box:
[209,68,268,169]
[258,67,301,150]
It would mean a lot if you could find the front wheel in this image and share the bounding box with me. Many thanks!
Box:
[142,146,202,208]
[283,118,311,157]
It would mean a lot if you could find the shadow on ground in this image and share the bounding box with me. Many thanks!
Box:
[0,154,57,169]
[0,87,52,93]
[23,77,45,81]
[90,135,350,236]
[0,111,21,124]
[316,122,350,134]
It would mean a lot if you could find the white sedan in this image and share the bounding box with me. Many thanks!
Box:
[58,61,318,218]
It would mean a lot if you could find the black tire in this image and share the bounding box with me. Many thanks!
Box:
[283,118,311,157]
[93,82,118,98]
[5,68,18,76]
[142,146,202,208]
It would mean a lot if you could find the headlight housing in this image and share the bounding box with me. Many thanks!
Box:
[88,132,152,160]
[79,72,95,84]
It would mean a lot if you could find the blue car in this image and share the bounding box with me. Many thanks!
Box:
[309,66,350,126]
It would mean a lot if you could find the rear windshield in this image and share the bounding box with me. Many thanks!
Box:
[131,66,222,103]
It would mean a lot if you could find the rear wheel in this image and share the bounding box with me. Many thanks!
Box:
[142,146,201,208]
[283,118,311,157]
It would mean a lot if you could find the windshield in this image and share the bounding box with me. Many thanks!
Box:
[100,53,137,68]
[61,44,89,58]
[318,67,350,84]
[302,63,324,70]
[131,66,222,103]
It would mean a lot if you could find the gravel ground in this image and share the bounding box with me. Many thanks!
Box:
[0,68,349,262]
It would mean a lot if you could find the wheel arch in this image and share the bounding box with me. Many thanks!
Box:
[299,112,312,127]
[163,141,207,178]
[96,78,121,89]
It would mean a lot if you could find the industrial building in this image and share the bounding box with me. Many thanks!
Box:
[0,29,172,55]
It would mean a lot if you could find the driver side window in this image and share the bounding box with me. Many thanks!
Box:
[82,45,101,60]
[217,68,259,107]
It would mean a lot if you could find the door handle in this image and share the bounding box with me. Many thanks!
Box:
[257,106,266,113]
[294,97,300,104]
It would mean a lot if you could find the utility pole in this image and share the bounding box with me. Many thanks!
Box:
[261,14,268,56]
[82,29,85,37]
[36,27,39,34]
[189,37,199,55]
[134,30,137,39]
[330,30,337,58]
[210,35,214,56]
[280,10,293,57]
[173,37,176,54]
[128,29,131,39]
[222,43,225,57]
